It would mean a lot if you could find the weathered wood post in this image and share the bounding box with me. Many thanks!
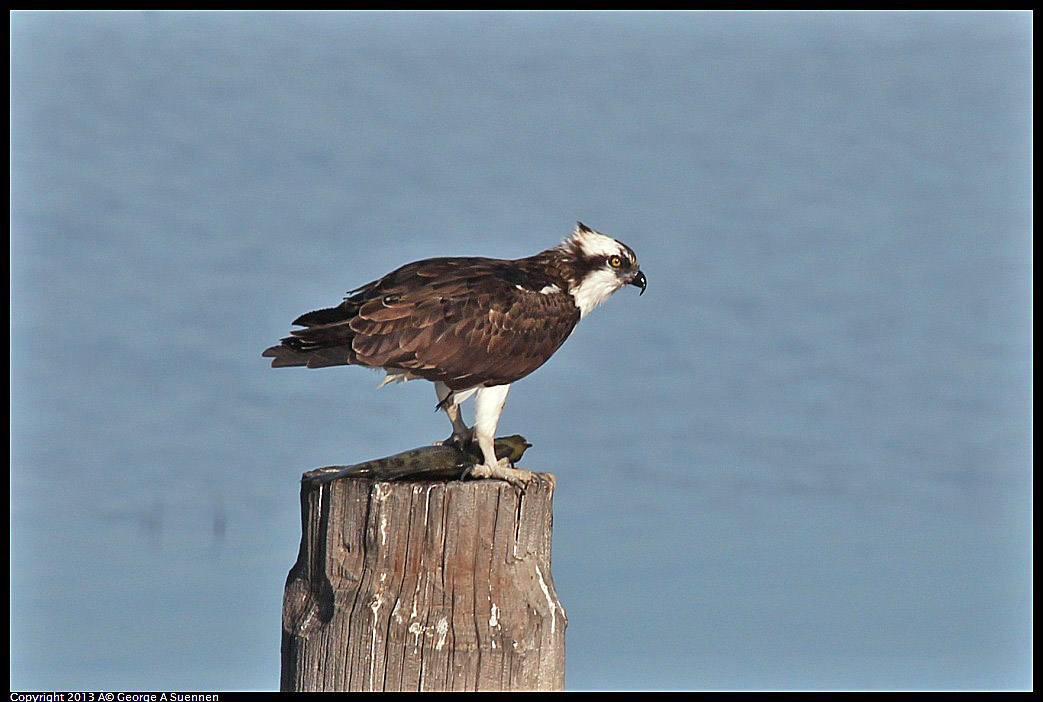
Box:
[280,449,566,692]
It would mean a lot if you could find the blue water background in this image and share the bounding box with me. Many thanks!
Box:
[10,11,1032,691]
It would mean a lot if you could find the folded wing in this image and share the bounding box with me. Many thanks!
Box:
[262,256,580,390]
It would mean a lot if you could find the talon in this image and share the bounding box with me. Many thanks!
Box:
[469,458,536,488]
[442,428,475,452]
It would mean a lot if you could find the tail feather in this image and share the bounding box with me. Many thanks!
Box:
[293,300,358,327]
[264,297,362,369]
[261,343,312,368]
[302,347,355,368]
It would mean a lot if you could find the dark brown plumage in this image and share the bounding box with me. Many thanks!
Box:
[263,223,645,485]
[262,253,581,390]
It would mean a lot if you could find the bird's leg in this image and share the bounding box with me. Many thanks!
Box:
[435,382,473,449]
[445,403,473,449]
[469,384,535,488]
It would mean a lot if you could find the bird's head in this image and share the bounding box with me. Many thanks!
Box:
[557,222,646,318]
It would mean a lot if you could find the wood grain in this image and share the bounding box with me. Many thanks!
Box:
[281,472,565,691]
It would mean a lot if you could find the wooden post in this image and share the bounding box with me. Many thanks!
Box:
[280,470,566,691]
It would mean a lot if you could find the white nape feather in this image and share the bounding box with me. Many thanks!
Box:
[567,225,626,258]
[570,267,626,318]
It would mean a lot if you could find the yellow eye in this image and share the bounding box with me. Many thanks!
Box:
[609,256,623,269]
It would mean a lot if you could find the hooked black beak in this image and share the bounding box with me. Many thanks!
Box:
[628,269,647,295]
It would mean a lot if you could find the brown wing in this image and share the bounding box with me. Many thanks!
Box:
[262,256,580,390]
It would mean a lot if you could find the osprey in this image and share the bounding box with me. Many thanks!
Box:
[263,222,646,485]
